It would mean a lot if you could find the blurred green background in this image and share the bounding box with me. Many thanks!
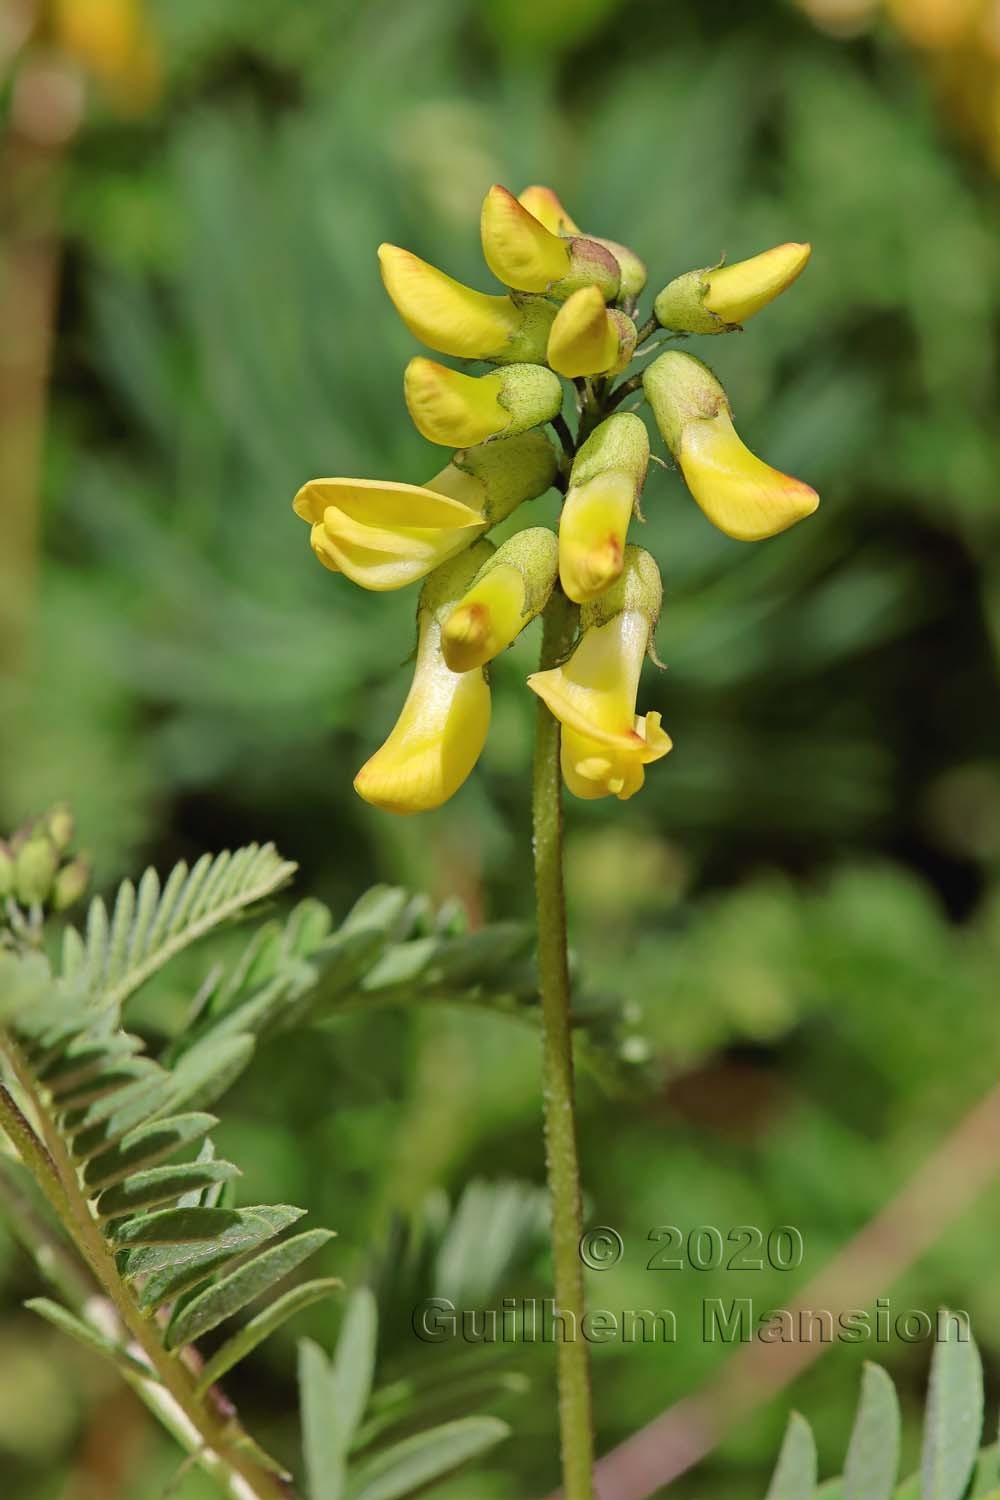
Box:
[2,0,1000,1495]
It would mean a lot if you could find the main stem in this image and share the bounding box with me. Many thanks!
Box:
[532,592,594,1500]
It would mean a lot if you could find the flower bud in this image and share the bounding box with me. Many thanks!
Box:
[378,244,556,362]
[293,433,556,591]
[403,358,563,448]
[354,545,494,814]
[528,548,670,801]
[0,842,14,898]
[441,528,558,672]
[516,186,580,236]
[654,244,811,334]
[643,351,819,541]
[52,858,91,913]
[559,413,650,604]
[14,835,59,906]
[589,238,647,300]
[481,186,620,301]
[546,288,636,379]
[45,803,75,853]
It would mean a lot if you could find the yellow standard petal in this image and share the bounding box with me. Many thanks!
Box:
[677,411,819,542]
[481,185,572,293]
[404,359,510,447]
[293,475,485,591]
[703,243,812,326]
[559,472,635,604]
[527,603,671,803]
[516,185,581,236]
[378,244,520,358]
[547,287,624,378]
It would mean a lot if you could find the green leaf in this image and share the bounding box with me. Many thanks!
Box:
[969,1446,1000,1498]
[95,1159,240,1221]
[166,1228,335,1348]
[332,1287,378,1452]
[166,1032,256,1112]
[766,1413,817,1500]
[344,1416,510,1500]
[300,1338,344,1500]
[110,1204,243,1248]
[130,1205,305,1308]
[843,1363,900,1500]
[921,1314,983,1500]
[82,1112,218,1191]
[195,1277,340,1396]
[26,1298,151,1380]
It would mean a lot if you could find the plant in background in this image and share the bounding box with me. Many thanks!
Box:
[0,812,553,1499]
[293,185,819,1498]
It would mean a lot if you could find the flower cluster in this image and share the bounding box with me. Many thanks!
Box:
[294,185,819,814]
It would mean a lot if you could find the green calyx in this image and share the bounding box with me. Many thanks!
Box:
[494,364,564,439]
[580,545,663,634]
[569,411,650,499]
[468,527,559,621]
[493,295,559,365]
[653,266,735,335]
[642,350,731,455]
[453,430,558,525]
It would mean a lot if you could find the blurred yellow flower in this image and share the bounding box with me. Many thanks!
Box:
[50,0,159,111]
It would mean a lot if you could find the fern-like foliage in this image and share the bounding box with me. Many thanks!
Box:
[0,842,333,1495]
[764,1314,994,1500]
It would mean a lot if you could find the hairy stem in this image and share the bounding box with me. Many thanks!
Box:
[0,1031,289,1500]
[532,592,594,1500]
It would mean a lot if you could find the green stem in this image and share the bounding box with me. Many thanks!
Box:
[532,592,594,1500]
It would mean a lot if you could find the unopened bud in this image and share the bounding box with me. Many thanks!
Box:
[560,414,650,604]
[654,243,811,334]
[52,857,91,912]
[403,358,563,448]
[643,351,819,541]
[45,803,75,853]
[441,528,558,672]
[481,186,620,301]
[547,287,636,379]
[14,835,59,906]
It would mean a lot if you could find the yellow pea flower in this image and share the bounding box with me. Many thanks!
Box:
[558,412,650,604]
[354,546,494,814]
[547,287,636,378]
[378,244,555,362]
[51,0,159,111]
[528,548,671,802]
[517,185,581,236]
[293,432,557,591]
[403,358,563,448]
[654,244,811,334]
[643,351,819,541]
[481,185,620,301]
[441,527,558,672]
[514,185,646,299]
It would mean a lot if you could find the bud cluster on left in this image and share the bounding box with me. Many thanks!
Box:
[293,184,820,814]
[1,805,90,947]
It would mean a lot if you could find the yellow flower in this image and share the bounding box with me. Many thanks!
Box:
[293,433,557,591]
[528,548,671,801]
[403,357,563,448]
[654,244,811,334]
[643,351,819,541]
[378,244,555,362]
[441,528,558,672]
[547,287,636,378]
[354,547,493,814]
[558,412,650,604]
[51,0,159,111]
[516,185,581,235]
[481,185,620,301]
